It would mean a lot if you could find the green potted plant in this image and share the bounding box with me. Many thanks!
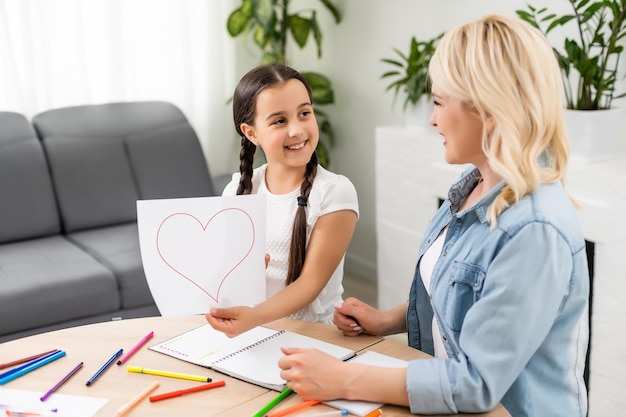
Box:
[516,0,626,159]
[226,0,341,168]
[380,33,443,126]
[516,0,626,110]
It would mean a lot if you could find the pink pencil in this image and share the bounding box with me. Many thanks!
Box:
[117,331,154,365]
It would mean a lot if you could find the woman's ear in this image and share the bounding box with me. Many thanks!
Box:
[240,123,258,146]
[485,116,495,135]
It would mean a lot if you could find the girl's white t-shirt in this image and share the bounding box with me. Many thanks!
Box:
[222,164,359,323]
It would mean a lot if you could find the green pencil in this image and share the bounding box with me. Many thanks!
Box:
[252,387,294,417]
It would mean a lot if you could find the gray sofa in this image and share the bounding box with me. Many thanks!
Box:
[0,102,227,342]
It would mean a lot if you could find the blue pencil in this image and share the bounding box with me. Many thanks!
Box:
[86,348,123,386]
[0,350,66,385]
[0,350,61,380]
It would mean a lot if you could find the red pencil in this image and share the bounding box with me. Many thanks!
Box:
[149,380,226,402]
[0,349,58,370]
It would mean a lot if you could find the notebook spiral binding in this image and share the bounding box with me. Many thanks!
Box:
[212,329,286,364]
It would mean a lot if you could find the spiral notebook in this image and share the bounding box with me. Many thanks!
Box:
[150,324,355,391]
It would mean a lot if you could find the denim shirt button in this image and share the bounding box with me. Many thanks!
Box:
[442,336,447,341]
[456,218,462,223]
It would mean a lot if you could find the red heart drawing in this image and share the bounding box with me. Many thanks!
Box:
[155,208,255,303]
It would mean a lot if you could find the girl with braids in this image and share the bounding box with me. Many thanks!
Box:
[278,15,588,417]
[205,63,358,338]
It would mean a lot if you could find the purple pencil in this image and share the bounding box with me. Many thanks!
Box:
[40,362,83,401]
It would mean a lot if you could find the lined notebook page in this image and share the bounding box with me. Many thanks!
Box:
[150,324,356,391]
[213,330,355,391]
[150,324,277,366]
[324,350,409,416]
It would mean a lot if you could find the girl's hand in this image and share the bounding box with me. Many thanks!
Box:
[205,306,257,337]
[333,297,383,336]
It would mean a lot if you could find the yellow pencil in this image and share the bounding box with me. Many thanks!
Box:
[127,366,211,382]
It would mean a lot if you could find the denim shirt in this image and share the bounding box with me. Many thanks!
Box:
[406,168,589,417]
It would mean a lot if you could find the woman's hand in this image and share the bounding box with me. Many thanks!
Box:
[278,347,353,401]
[279,346,410,407]
[205,306,258,337]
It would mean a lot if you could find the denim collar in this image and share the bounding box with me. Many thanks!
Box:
[448,167,506,224]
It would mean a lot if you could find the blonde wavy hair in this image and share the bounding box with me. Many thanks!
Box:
[428,14,569,226]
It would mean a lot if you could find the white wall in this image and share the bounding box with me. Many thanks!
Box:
[230,1,529,280]
[229,1,626,281]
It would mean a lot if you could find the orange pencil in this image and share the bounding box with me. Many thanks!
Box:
[364,409,382,417]
[149,380,226,402]
[266,399,321,417]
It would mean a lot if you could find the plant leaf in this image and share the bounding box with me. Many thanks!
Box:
[227,6,252,36]
[311,13,323,58]
[317,0,342,24]
[253,0,275,32]
[303,71,334,105]
[289,15,311,48]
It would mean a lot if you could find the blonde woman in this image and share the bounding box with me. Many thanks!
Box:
[278,15,589,417]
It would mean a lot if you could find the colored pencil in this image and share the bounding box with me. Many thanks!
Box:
[149,380,226,402]
[266,399,321,417]
[0,350,66,385]
[117,331,154,365]
[40,362,83,401]
[86,348,123,386]
[252,387,293,417]
[116,380,159,417]
[127,366,211,382]
[0,350,58,370]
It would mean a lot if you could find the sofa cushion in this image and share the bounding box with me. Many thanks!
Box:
[40,135,139,232]
[0,112,60,243]
[0,235,120,336]
[126,122,215,199]
[32,101,215,233]
[67,223,153,309]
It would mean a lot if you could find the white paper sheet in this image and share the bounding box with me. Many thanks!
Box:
[137,194,266,316]
[0,387,107,417]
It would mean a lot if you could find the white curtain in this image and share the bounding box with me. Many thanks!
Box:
[0,0,238,175]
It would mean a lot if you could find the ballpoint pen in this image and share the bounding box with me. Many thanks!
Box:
[40,361,83,401]
[117,331,154,365]
[86,348,123,386]
[149,380,226,402]
[127,366,212,382]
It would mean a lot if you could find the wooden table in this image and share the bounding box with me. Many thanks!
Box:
[0,316,510,416]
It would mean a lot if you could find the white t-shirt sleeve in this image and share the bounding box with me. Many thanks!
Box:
[221,172,241,196]
[310,167,359,220]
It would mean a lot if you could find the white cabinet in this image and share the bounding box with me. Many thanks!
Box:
[375,126,464,310]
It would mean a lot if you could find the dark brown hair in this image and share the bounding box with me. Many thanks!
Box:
[232,63,318,285]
